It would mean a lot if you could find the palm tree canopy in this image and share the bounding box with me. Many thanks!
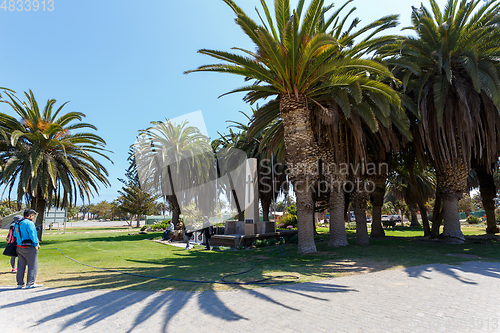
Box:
[186,0,400,120]
[387,0,500,171]
[135,120,217,217]
[0,90,111,206]
[237,1,410,164]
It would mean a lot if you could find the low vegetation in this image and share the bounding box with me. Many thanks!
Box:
[1,225,498,292]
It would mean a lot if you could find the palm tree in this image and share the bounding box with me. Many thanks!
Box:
[0,90,111,239]
[187,0,400,253]
[388,157,436,230]
[135,120,215,224]
[388,0,500,243]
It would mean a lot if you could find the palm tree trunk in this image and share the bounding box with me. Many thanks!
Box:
[409,205,421,227]
[408,165,431,236]
[261,197,271,222]
[441,193,465,243]
[431,192,443,238]
[31,190,46,241]
[437,165,467,243]
[136,214,141,228]
[167,165,182,223]
[294,188,316,253]
[228,174,244,221]
[171,201,181,224]
[328,185,349,246]
[353,191,369,246]
[476,166,500,234]
[417,199,431,237]
[483,194,499,234]
[369,187,385,237]
[280,93,319,253]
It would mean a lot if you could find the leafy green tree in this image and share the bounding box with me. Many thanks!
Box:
[67,204,80,220]
[458,194,474,217]
[95,201,113,219]
[117,149,158,227]
[111,199,125,220]
[88,203,98,220]
[0,90,111,239]
[0,204,14,217]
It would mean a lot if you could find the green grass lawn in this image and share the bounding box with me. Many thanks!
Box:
[1,225,498,292]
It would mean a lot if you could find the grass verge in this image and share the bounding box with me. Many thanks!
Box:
[0,225,498,292]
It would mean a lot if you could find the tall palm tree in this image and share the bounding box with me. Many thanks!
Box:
[187,0,400,253]
[388,0,500,243]
[135,120,215,224]
[0,90,111,239]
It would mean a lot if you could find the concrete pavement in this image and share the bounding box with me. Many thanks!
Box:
[1,261,499,332]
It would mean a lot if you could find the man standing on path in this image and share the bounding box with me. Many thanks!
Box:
[13,209,42,289]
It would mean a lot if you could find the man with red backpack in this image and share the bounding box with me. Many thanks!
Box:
[13,209,42,289]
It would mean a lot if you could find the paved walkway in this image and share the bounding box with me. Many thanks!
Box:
[1,261,499,333]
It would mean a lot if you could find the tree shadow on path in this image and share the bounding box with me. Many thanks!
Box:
[405,261,500,284]
[0,277,357,332]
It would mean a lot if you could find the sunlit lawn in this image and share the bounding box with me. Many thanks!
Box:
[0,224,498,292]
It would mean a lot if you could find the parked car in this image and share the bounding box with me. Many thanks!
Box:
[391,215,402,222]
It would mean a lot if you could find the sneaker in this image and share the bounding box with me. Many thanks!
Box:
[11,268,17,273]
[16,285,24,289]
[26,283,43,289]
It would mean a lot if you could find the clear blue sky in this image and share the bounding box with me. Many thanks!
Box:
[0,0,448,204]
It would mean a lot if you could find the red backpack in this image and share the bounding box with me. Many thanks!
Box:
[6,221,19,244]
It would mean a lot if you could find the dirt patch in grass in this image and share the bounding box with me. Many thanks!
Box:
[321,259,394,276]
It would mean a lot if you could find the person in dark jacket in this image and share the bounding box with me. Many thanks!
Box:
[201,216,213,250]
[184,222,194,250]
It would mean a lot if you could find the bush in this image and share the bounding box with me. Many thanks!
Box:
[254,239,270,248]
[466,215,482,224]
[346,222,356,230]
[382,220,396,228]
[150,222,169,230]
[140,225,147,232]
[253,237,286,248]
[287,234,298,244]
[280,214,297,229]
